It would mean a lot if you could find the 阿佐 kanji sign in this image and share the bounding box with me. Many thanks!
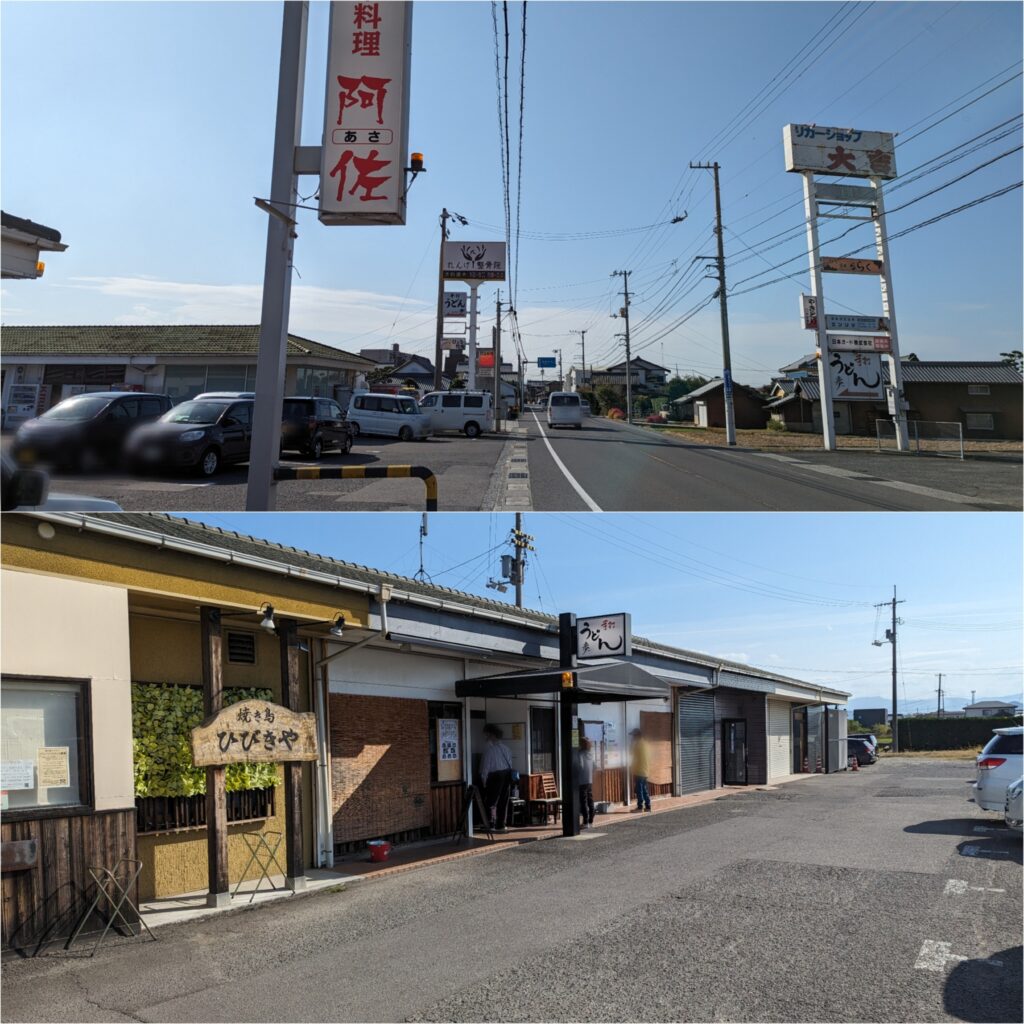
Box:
[441,241,507,282]
[575,613,632,661]
[191,700,319,766]
[319,2,413,225]
[784,124,897,180]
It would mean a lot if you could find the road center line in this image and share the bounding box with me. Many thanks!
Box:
[529,410,602,512]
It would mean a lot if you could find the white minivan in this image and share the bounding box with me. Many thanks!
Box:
[546,392,583,429]
[419,391,494,438]
[346,393,432,441]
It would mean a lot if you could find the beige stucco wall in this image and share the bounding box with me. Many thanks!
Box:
[1,567,134,811]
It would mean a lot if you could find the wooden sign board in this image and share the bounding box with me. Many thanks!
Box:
[191,700,318,766]
[821,256,883,275]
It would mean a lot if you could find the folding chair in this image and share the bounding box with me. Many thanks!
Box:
[65,858,155,956]
[233,831,285,903]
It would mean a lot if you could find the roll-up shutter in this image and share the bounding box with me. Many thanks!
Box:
[677,691,716,794]
[767,699,792,779]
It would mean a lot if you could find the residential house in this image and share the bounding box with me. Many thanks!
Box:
[963,700,1022,718]
[670,378,768,429]
[589,357,669,395]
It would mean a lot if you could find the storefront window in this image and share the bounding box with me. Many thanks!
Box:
[294,367,351,397]
[0,678,89,814]
[164,365,207,404]
[205,365,251,393]
[428,702,463,784]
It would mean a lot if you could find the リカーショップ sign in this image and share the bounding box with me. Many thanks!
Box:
[319,1,412,226]
[191,700,319,766]
[784,124,897,180]
[441,241,507,282]
[576,613,632,661]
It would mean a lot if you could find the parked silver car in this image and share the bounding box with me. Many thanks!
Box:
[1005,776,1023,831]
[974,726,1023,813]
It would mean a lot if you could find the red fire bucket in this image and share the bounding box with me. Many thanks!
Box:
[367,840,391,863]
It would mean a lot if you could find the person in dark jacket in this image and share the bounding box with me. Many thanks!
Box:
[575,737,596,830]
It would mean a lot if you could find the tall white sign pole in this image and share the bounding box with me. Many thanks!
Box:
[246,1,308,511]
[801,171,837,451]
[467,283,479,390]
[871,178,909,452]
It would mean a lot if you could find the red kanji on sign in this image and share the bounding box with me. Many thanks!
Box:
[866,148,893,175]
[826,145,857,172]
[336,75,390,126]
[353,3,381,29]
[352,31,381,56]
[328,149,392,202]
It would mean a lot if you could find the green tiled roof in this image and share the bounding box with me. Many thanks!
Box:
[0,325,375,366]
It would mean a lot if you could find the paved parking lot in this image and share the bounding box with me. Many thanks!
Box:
[3,756,1019,1022]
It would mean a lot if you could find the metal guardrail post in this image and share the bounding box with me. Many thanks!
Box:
[272,465,439,510]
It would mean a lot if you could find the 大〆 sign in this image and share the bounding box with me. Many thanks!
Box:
[784,124,897,180]
[441,241,507,282]
[319,2,413,226]
[576,613,632,661]
[537,356,557,368]
[827,334,892,354]
[191,700,319,766]
[443,291,467,317]
[827,351,885,401]
[800,295,888,333]
[821,256,883,275]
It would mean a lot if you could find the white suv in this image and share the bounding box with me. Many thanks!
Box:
[974,726,1023,813]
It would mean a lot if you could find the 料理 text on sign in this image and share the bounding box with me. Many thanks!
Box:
[576,613,632,661]
[828,351,885,401]
[783,124,897,179]
[441,241,507,282]
[319,2,412,226]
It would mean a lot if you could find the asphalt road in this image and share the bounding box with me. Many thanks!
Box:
[521,413,1023,512]
[3,757,1020,1023]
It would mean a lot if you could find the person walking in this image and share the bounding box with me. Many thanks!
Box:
[575,737,596,830]
[630,727,652,813]
[479,724,514,833]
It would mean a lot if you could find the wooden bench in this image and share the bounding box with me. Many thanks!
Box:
[528,772,562,825]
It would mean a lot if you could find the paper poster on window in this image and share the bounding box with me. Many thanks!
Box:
[1,760,35,790]
[438,719,459,761]
[36,747,70,788]
[510,723,524,741]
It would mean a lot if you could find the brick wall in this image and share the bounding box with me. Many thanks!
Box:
[329,694,431,845]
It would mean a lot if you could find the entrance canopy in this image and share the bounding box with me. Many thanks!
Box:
[456,659,671,703]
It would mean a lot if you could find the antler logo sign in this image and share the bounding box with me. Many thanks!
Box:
[460,243,488,262]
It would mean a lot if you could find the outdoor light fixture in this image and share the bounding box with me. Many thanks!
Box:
[410,152,424,173]
[329,615,346,638]
[258,603,276,633]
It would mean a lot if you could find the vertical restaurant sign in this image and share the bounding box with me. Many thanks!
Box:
[783,125,897,180]
[575,613,632,661]
[319,2,413,226]
[828,351,885,401]
[443,291,468,316]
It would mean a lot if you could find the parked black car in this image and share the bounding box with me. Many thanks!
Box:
[126,398,254,477]
[12,392,172,472]
[848,737,877,766]
[280,396,352,459]
[849,732,879,753]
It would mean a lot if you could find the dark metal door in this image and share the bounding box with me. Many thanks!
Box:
[530,706,557,781]
[677,692,715,794]
[722,719,748,785]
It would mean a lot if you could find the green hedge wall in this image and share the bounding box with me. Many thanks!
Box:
[132,683,279,797]
[897,716,1021,751]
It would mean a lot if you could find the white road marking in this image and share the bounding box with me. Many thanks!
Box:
[944,879,1007,895]
[529,410,602,512]
[915,941,967,971]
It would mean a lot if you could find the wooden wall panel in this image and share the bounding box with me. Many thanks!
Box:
[640,710,674,785]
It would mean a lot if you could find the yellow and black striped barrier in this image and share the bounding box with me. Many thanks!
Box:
[272,464,438,510]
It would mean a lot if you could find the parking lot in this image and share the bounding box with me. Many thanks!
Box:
[2,756,1019,1023]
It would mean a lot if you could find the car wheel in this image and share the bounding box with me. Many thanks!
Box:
[349,422,360,437]
[197,447,220,477]
[341,432,353,455]
[464,421,481,439]
[398,425,414,442]
[308,435,323,460]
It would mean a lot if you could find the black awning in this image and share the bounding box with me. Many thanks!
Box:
[456,660,671,703]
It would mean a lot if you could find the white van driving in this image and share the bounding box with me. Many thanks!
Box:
[346,393,432,441]
[546,392,583,429]
[419,391,494,438]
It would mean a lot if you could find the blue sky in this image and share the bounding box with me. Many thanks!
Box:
[183,511,1024,709]
[2,1,1021,384]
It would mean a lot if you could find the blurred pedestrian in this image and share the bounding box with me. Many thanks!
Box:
[480,724,514,833]
[575,737,596,830]
[630,727,652,812]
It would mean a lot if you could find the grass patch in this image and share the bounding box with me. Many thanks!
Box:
[879,747,982,761]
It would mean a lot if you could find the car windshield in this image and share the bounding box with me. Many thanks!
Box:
[40,395,112,421]
[162,401,227,425]
[398,398,419,415]
[551,395,579,406]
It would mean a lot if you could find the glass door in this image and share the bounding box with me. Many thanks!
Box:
[722,719,748,785]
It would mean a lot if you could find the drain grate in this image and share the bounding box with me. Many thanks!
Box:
[509,472,529,479]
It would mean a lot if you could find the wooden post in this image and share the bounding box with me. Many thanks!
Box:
[201,606,230,908]
[278,618,305,890]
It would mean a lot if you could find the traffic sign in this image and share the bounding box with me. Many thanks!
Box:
[537,356,557,368]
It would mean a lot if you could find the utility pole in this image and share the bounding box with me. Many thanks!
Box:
[875,587,906,752]
[494,291,503,431]
[556,348,563,390]
[971,689,976,706]
[511,513,534,608]
[936,674,944,718]
[570,328,587,392]
[612,270,633,421]
[433,209,451,391]
[690,161,736,446]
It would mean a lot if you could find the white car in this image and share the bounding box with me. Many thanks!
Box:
[546,392,583,429]
[1005,776,1023,831]
[346,393,432,440]
[418,391,493,438]
[974,726,1023,812]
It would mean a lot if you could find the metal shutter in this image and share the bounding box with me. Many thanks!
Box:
[767,699,791,779]
[678,692,716,794]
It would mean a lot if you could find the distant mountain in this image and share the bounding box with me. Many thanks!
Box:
[851,693,1022,715]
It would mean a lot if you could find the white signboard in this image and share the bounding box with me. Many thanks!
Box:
[1,760,35,790]
[784,124,897,180]
[814,182,877,206]
[319,1,413,225]
[576,613,632,661]
[441,241,507,282]
[827,351,885,401]
[443,291,467,317]
[828,334,892,354]
[441,338,465,351]
[438,719,459,761]
[800,296,888,333]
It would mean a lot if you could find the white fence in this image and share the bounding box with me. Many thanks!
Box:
[875,419,964,460]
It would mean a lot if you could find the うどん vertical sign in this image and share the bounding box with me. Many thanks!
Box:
[319,2,413,226]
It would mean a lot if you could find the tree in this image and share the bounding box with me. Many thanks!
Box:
[595,383,623,412]
[667,374,709,401]
[1000,350,1023,373]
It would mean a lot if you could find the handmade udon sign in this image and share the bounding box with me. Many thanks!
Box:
[191,700,318,766]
